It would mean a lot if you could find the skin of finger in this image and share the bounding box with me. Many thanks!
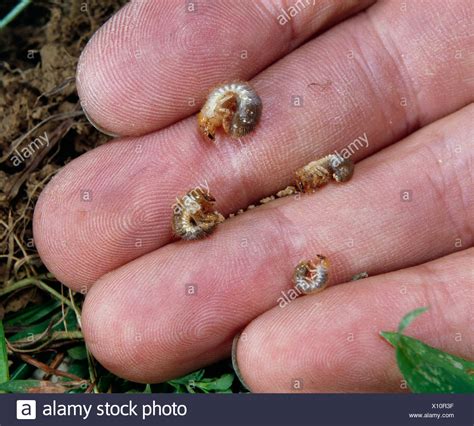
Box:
[80,106,473,383]
[236,249,474,392]
[77,0,374,136]
[34,0,474,290]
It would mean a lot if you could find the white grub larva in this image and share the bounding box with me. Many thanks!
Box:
[293,255,330,294]
[198,82,262,140]
[295,154,354,192]
[172,188,224,240]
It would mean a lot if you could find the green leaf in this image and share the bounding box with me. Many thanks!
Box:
[8,309,78,343]
[67,345,88,360]
[66,362,89,380]
[96,374,113,393]
[4,300,61,327]
[381,307,474,393]
[0,320,9,383]
[168,370,234,393]
[380,331,400,347]
[0,380,42,393]
[0,379,86,393]
[398,307,428,333]
[169,369,205,386]
[196,373,234,392]
[395,334,474,393]
[10,362,33,381]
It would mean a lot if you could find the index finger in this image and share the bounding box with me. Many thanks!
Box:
[77,0,373,136]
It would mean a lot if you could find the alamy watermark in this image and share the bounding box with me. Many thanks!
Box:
[277,282,306,308]
[332,132,369,165]
[277,0,316,26]
[172,179,210,215]
[11,131,50,166]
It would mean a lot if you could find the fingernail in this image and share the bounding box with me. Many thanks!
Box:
[232,332,251,391]
[81,102,120,138]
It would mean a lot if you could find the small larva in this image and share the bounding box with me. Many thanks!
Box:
[293,255,330,294]
[295,154,354,192]
[172,188,224,240]
[198,82,262,140]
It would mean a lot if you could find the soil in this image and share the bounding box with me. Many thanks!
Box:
[0,0,127,294]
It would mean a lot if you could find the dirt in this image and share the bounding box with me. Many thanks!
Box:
[0,0,127,290]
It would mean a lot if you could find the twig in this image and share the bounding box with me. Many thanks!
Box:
[43,352,64,380]
[19,353,84,382]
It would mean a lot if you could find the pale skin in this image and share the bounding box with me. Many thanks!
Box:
[33,0,473,392]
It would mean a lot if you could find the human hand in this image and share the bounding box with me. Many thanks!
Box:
[33,0,473,392]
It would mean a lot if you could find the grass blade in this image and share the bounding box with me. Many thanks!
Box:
[0,379,86,393]
[4,299,61,327]
[0,320,9,383]
[0,0,31,29]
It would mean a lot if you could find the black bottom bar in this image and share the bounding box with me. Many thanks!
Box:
[3,393,473,426]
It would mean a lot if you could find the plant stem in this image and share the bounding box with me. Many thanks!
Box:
[0,276,73,309]
[0,0,31,29]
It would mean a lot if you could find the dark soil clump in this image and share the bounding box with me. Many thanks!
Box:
[0,0,127,287]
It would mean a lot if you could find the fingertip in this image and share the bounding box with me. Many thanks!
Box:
[80,100,121,138]
[76,20,136,137]
[33,172,85,291]
[82,276,162,383]
[235,289,401,393]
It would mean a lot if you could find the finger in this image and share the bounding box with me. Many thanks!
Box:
[235,248,474,392]
[81,106,473,382]
[77,0,374,136]
[34,0,474,289]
